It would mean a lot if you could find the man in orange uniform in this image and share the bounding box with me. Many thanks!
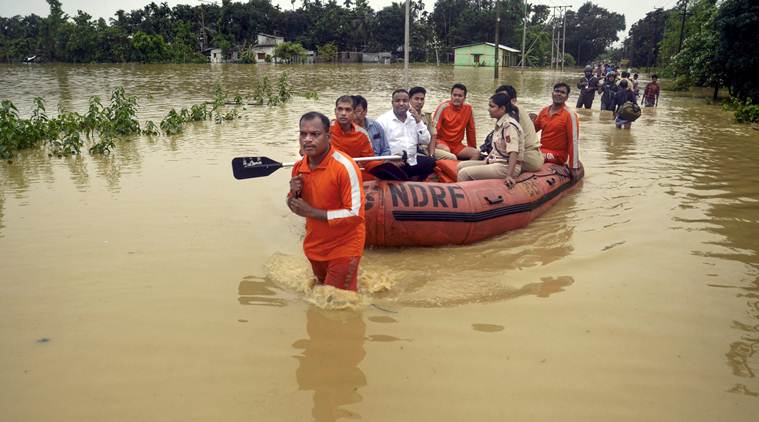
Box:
[431,83,480,160]
[533,82,580,178]
[329,95,381,173]
[288,111,366,291]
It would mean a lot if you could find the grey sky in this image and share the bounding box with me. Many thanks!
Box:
[1,0,680,43]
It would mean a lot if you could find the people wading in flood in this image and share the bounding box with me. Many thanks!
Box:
[533,82,581,179]
[288,112,365,292]
[598,72,618,111]
[431,83,480,160]
[613,80,637,129]
[642,74,661,107]
[458,92,542,186]
[577,65,600,109]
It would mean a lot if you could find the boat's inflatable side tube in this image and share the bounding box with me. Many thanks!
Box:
[365,163,583,246]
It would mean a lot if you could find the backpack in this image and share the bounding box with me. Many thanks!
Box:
[620,101,641,121]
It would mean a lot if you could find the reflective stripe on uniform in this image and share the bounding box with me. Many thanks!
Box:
[326,151,362,220]
[568,110,579,169]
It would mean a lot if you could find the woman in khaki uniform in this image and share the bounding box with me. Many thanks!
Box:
[457,93,543,186]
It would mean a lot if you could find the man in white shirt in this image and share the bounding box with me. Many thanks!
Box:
[376,89,436,180]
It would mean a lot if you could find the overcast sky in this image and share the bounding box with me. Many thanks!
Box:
[1,0,681,43]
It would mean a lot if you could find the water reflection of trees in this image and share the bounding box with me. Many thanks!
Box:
[0,191,5,236]
[91,136,143,193]
[293,308,366,421]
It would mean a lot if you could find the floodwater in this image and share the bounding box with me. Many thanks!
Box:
[1,63,758,421]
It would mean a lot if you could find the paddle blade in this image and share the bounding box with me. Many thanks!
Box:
[232,156,283,179]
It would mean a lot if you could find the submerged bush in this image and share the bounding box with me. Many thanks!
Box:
[723,97,759,123]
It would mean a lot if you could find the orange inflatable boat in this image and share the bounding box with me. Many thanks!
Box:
[364,160,584,246]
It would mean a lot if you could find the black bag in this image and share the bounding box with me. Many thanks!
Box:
[480,130,494,155]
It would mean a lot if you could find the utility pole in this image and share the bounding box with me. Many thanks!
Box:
[521,0,527,72]
[561,7,567,71]
[548,5,572,71]
[494,0,500,79]
[404,0,410,86]
[551,8,556,70]
[678,0,688,52]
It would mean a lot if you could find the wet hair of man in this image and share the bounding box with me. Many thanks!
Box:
[408,86,426,98]
[300,111,331,131]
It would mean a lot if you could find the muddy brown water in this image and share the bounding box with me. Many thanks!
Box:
[1,64,758,421]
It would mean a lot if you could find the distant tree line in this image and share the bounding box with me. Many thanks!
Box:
[619,0,758,104]
[1,0,626,66]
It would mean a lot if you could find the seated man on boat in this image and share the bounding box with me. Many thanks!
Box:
[376,89,436,181]
[330,95,402,180]
[458,92,542,186]
[431,83,480,161]
[351,95,391,157]
[287,111,365,291]
[533,82,580,179]
[409,86,448,158]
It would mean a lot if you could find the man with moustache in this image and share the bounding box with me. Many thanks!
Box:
[532,82,580,179]
[376,89,436,181]
[288,111,365,292]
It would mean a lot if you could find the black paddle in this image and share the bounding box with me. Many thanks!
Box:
[232,154,404,180]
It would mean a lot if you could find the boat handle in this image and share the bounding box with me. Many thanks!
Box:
[485,195,504,205]
[547,178,555,186]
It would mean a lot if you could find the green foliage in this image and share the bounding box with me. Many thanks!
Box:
[132,31,167,63]
[0,86,142,157]
[624,8,668,67]
[107,87,140,136]
[723,97,759,123]
[563,53,576,67]
[239,50,257,64]
[277,73,292,103]
[562,3,626,65]
[317,42,337,63]
[160,109,185,135]
[142,120,160,136]
[670,75,690,91]
[273,41,307,64]
[0,81,306,159]
[714,0,759,102]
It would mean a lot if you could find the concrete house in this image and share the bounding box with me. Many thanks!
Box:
[252,33,284,62]
[453,43,521,67]
[361,52,392,64]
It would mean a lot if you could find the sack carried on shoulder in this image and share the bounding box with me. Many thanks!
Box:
[620,101,641,121]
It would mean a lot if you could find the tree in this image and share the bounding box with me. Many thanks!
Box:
[317,41,337,62]
[131,31,167,62]
[714,0,759,101]
[564,2,625,65]
[273,41,307,63]
[624,8,667,67]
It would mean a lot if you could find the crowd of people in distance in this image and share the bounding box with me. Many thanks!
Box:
[576,63,661,129]
[286,81,582,292]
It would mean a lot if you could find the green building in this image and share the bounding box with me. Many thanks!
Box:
[453,42,521,67]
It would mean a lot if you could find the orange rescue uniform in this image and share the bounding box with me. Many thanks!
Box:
[432,100,476,155]
[534,105,580,169]
[329,121,380,171]
[291,146,366,290]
